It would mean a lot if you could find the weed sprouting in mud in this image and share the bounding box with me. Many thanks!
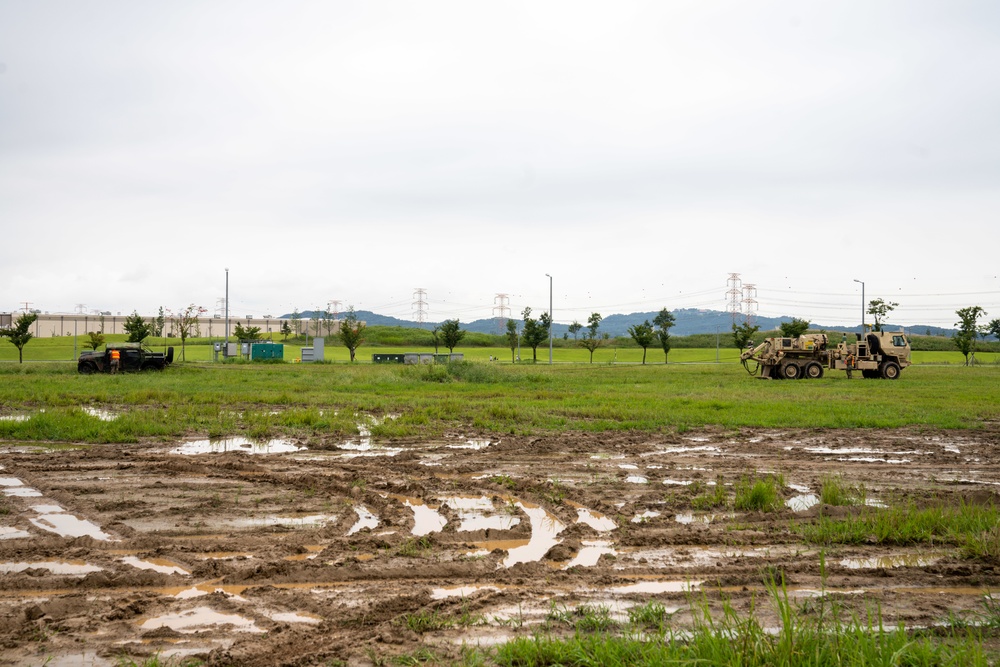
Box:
[627,600,673,629]
[734,472,784,512]
[396,536,434,558]
[819,474,866,506]
[692,475,728,509]
[489,474,516,490]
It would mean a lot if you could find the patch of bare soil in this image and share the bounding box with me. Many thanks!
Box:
[2,426,1000,665]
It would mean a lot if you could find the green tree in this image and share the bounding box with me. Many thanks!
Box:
[234,322,262,341]
[732,321,760,353]
[867,298,899,332]
[290,309,302,336]
[338,306,366,362]
[628,320,654,365]
[123,311,152,342]
[520,307,549,362]
[440,319,465,353]
[280,321,292,341]
[322,306,334,336]
[568,321,583,340]
[0,312,38,363]
[653,308,676,364]
[83,331,105,351]
[988,318,1000,342]
[505,319,519,363]
[310,308,322,339]
[171,304,207,362]
[954,306,987,366]
[153,307,166,337]
[430,325,441,354]
[579,312,603,364]
[778,318,810,338]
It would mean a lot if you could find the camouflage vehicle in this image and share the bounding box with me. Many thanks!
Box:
[78,342,174,374]
[740,330,911,380]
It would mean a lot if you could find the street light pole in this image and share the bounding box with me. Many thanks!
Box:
[225,268,230,357]
[546,273,553,365]
[853,279,864,333]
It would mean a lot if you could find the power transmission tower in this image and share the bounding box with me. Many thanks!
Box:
[20,302,33,313]
[214,297,227,319]
[327,300,341,319]
[412,289,428,323]
[725,273,742,326]
[493,293,510,333]
[742,283,758,327]
[75,304,87,314]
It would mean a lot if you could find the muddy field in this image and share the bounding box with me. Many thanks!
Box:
[2,422,1000,666]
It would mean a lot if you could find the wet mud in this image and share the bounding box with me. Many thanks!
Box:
[2,426,1000,665]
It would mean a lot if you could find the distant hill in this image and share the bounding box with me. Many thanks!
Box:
[285,309,957,338]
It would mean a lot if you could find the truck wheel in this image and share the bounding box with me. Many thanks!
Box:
[78,363,96,375]
[781,363,801,380]
[880,361,901,380]
[804,362,824,379]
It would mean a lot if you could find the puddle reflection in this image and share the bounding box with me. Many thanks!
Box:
[503,501,565,568]
[138,606,262,633]
[0,560,103,576]
[347,506,379,535]
[171,437,303,455]
[786,494,820,511]
[122,556,190,576]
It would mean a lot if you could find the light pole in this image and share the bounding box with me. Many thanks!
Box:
[225,268,230,357]
[545,273,553,365]
[853,279,864,333]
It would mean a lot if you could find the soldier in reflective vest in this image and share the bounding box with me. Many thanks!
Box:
[110,348,121,374]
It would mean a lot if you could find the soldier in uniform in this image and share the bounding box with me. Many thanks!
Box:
[110,348,121,374]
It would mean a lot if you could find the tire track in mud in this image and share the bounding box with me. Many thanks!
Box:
[2,426,1000,665]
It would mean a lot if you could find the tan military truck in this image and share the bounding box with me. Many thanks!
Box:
[740,330,911,380]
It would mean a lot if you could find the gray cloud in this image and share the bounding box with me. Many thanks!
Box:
[2,1,998,327]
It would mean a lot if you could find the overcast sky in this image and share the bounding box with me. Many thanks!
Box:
[2,1,998,328]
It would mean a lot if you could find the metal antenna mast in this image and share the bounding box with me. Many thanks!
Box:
[20,302,33,313]
[412,288,428,323]
[725,273,742,326]
[493,293,510,333]
[742,283,758,327]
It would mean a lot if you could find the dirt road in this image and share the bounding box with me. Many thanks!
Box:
[2,424,999,665]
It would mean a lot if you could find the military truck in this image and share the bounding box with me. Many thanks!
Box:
[740,330,911,380]
[78,342,174,374]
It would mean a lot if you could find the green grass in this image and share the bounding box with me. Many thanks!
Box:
[797,501,1000,550]
[487,582,993,666]
[1,362,999,443]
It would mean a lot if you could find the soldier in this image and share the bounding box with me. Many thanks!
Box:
[110,348,121,374]
[845,352,856,379]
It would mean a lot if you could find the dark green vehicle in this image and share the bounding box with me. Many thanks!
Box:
[78,342,174,374]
